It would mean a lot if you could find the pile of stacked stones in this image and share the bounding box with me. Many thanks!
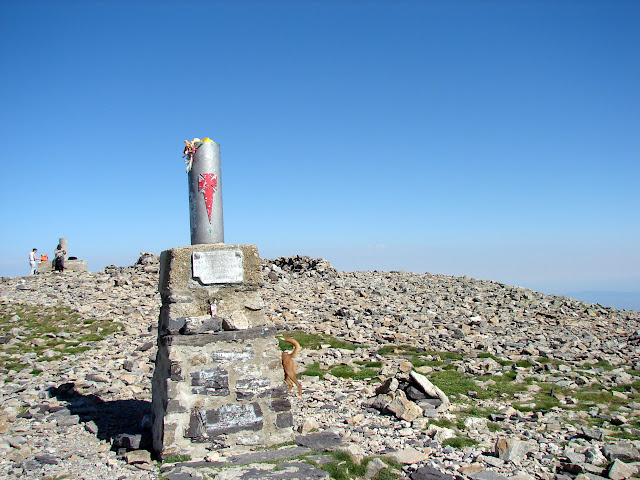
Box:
[0,253,637,480]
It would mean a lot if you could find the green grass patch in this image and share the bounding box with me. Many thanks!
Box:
[443,435,478,448]
[300,362,379,381]
[378,345,462,360]
[354,360,383,369]
[488,421,503,432]
[429,418,457,429]
[513,388,561,412]
[535,357,554,364]
[589,361,618,372]
[303,453,401,480]
[476,352,513,366]
[516,360,534,368]
[426,370,478,398]
[377,345,422,356]
[310,451,365,480]
[301,362,326,379]
[409,357,444,368]
[472,372,533,401]
[370,457,402,480]
[330,364,379,380]
[60,346,91,355]
[611,431,640,441]
[458,405,494,418]
[378,345,463,371]
[161,454,192,464]
[0,300,122,376]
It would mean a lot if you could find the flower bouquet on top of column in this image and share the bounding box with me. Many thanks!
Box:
[182,137,213,172]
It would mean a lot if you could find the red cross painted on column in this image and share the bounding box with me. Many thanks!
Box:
[198,173,217,223]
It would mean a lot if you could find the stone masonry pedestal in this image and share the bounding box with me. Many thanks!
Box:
[152,244,293,460]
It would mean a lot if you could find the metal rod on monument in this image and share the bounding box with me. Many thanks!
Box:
[185,138,224,245]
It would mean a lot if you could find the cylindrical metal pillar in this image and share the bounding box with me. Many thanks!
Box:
[59,238,68,259]
[188,140,224,244]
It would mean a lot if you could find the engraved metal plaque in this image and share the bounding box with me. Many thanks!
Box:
[192,250,244,284]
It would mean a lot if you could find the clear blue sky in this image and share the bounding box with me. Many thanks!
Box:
[1,1,638,306]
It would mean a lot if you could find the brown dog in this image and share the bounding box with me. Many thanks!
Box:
[281,338,302,396]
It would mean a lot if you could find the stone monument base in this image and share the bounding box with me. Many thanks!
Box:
[152,244,294,460]
[38,259,88,273]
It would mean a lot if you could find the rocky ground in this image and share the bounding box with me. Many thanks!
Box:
[0,254,638,480]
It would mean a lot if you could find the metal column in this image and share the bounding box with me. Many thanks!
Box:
[188,140,224,244]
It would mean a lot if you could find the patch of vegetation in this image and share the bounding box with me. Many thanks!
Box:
[515,359,534,368]
[573,388,629,406]
[429,417,456,429]
[476,352,513,366]
[59,346,91,355]
[458,405,494,418]
[371,457,403,480]
[476,352,497,360]
[277,331,361,351]
[409,357,444,368]
[535,357,553,364]
[309,451,401,480]
[0,301,122,376]
[377,345,462,361]
[472,371,533,401]
[377,345,423,356]
[354,360,383,369]
[443,435,478,448]
[162,454,192,464]
[301,362,326,379]
[426,370,478,398]
[590,361,618,372]
[377,345,468,371]
[4,361,28,373]
[488,421,503,432]
[513,389,561,412]
[611,431,640,441]
[301,362,379,381]
[330,364,379,380]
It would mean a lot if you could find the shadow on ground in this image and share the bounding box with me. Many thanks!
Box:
[48,382,153,452]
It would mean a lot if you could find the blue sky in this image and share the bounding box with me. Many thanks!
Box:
[1,1,638,308]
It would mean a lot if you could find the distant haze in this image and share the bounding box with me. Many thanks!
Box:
[562,291,640,312]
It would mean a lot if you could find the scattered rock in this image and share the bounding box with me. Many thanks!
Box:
[0,253,638,480]
[386,446,428,464]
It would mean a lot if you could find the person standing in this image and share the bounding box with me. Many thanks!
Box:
[29,248,38,275]
[54,244,66,272]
